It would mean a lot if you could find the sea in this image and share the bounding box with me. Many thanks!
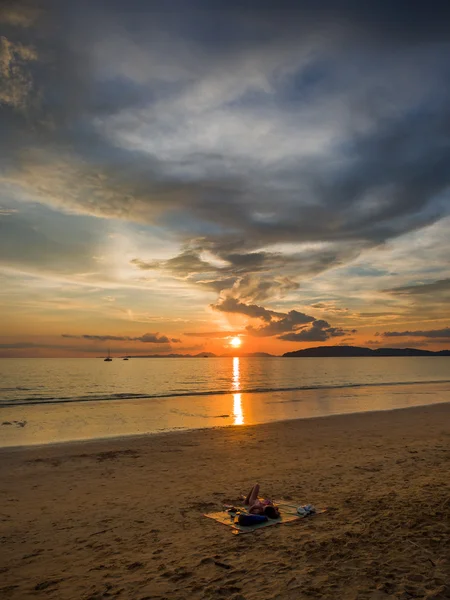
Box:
[1,357,449,447]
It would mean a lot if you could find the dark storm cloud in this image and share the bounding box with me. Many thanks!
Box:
[384,279,450,296]
[218,251,314,276]
[382,327,450,339]
[62,332,180,343]
[195,277,238,294]
[246,310,315,337]
[211,296,351,341]
[131,247,341,301]
[278,320,348,342]
[131,250,214,277]
[2,0,450,310]
[131,248,296,276]
[212,297,284,322]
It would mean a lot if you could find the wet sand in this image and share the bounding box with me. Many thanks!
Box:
[2,380,450,448]
[0,404,449,600]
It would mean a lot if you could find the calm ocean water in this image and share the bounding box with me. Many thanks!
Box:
[1,357,449,446]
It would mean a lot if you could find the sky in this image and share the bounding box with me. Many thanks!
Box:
[1,0,449,357]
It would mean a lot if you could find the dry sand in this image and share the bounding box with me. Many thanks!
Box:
[1,404,449,600]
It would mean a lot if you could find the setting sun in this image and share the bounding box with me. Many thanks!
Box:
[230,336,242,348]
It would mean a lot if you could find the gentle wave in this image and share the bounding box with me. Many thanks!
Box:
[1,379,450,407]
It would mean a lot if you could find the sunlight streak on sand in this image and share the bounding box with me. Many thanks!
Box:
[233,393,244,425]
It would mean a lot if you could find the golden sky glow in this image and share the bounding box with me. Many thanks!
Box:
[0,2,449,357]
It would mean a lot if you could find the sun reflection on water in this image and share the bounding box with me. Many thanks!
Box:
[232,356,240,391]
[232,357,244,425]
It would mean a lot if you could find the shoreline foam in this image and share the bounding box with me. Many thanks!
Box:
[2,376,450,407]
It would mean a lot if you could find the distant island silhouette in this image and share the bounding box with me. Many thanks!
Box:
[120,346,450,359]
[282,345,450,357]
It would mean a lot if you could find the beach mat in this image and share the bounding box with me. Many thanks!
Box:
[204,502,326,535]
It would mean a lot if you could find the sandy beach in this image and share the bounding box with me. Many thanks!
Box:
[1,404,449,600]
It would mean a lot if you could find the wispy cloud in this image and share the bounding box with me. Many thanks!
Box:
[382,327,450,339]
[384,279,450,296]
[62,332,180,343]
[184,331,243,338]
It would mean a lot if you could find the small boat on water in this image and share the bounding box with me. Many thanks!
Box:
[104,348,112,362]
[123,356,129,361]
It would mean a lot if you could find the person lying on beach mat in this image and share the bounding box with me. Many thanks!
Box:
[238,513,269,526]
[244,484,280,519]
